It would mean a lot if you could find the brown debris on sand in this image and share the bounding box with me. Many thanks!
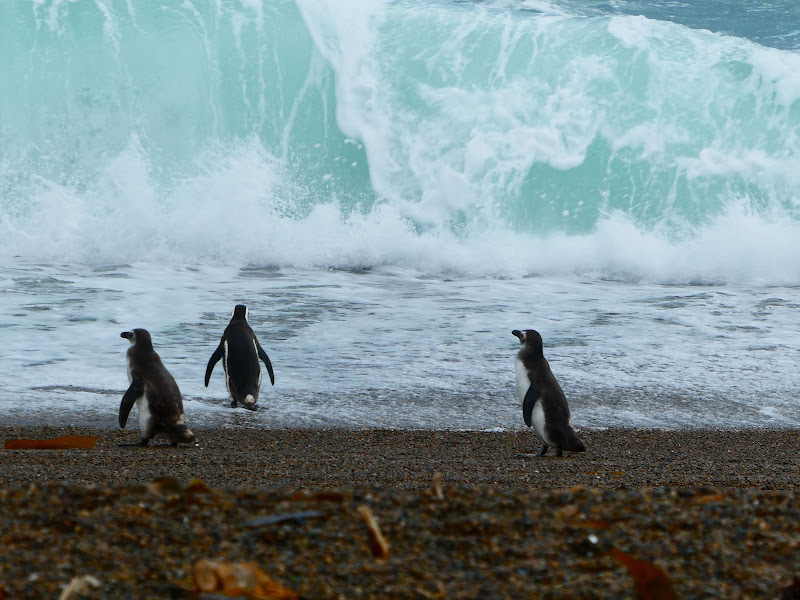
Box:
[357,504,391,559]
[191,559,298,599]
[4,435,99,450]
[0,425,798,598]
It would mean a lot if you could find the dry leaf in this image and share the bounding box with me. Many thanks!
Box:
[58,575,101,600]
[357,504,391,559]
[184,479,218,504]
[192,559,298,599]
[4,435,99,450]
[193,559,219,592]
[612,548,677,600]
[432,472,444,500]
[564,485,590,493]
[692,493,725,505]
[416,581,447,599]
[185,479,212,494]
[147,477,184,497]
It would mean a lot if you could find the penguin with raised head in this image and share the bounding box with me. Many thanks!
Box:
[512,329,585,457]
[205,304,275,410]
[119,328,195,447]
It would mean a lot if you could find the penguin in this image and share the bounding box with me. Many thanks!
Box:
[512,329,585,457]
[205,304,275,410]
[119,328,196,447]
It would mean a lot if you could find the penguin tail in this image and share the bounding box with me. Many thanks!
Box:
[171,425,196,444]
[565,431,586,453]
[242,394,258,410]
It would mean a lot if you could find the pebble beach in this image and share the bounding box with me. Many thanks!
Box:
[5,1,800,598]
[1,426,799,598]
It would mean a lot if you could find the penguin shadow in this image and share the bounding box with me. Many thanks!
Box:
[118,439,190,449]
[512,329,586,460]
[517,450,585,460]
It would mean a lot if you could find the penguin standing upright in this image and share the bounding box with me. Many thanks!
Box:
[205,304,275,410]
[512,329,585,457]
[119,328,195,447]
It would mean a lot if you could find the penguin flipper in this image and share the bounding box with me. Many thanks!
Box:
[257,343,275,385]
[119,379,144,429]
[522,381,542,427]
[204,344,224,386]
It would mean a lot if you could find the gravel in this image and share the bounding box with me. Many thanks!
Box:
[0,426,798,599]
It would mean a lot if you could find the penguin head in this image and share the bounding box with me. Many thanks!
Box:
[120,328,153,348]
[512,329,544,356]
[232,304,249,321]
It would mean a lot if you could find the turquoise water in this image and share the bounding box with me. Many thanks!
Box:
[1,1,799,429]
[2,0,799,278]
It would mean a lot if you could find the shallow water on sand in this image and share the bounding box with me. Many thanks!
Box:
[1,262,798,430]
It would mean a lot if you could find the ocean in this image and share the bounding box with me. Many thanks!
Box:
[1,0,799,430]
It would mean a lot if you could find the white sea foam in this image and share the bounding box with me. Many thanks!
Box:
[1,264,798,429]
[4,137,800,285]
[3,2,800,285]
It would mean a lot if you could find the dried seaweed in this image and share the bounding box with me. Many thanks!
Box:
[4,435,99,450]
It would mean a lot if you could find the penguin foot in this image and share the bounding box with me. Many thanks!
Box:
[118,438,150,447]
[536,443,549,456]
[555,446,563,457]
[230,400,238,408]
[518,443,551,459]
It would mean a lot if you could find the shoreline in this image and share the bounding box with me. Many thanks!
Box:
[2,425,798,490]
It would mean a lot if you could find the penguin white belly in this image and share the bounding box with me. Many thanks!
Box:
[516,358,552,445]
[136,394,151,434]
[253,340,262,387]
[223,340,231,394]
[514,359,530,400]
[531,401,551,445]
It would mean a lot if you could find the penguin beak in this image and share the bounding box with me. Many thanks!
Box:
[512,330,524,342]
[121,331,133,341]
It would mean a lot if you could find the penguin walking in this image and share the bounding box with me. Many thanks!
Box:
[512,329,585,457]
[119,329,196,447]
[205,304,275,410]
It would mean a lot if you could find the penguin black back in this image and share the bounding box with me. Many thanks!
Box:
[205,305,275,410]
[512,329,585,456]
